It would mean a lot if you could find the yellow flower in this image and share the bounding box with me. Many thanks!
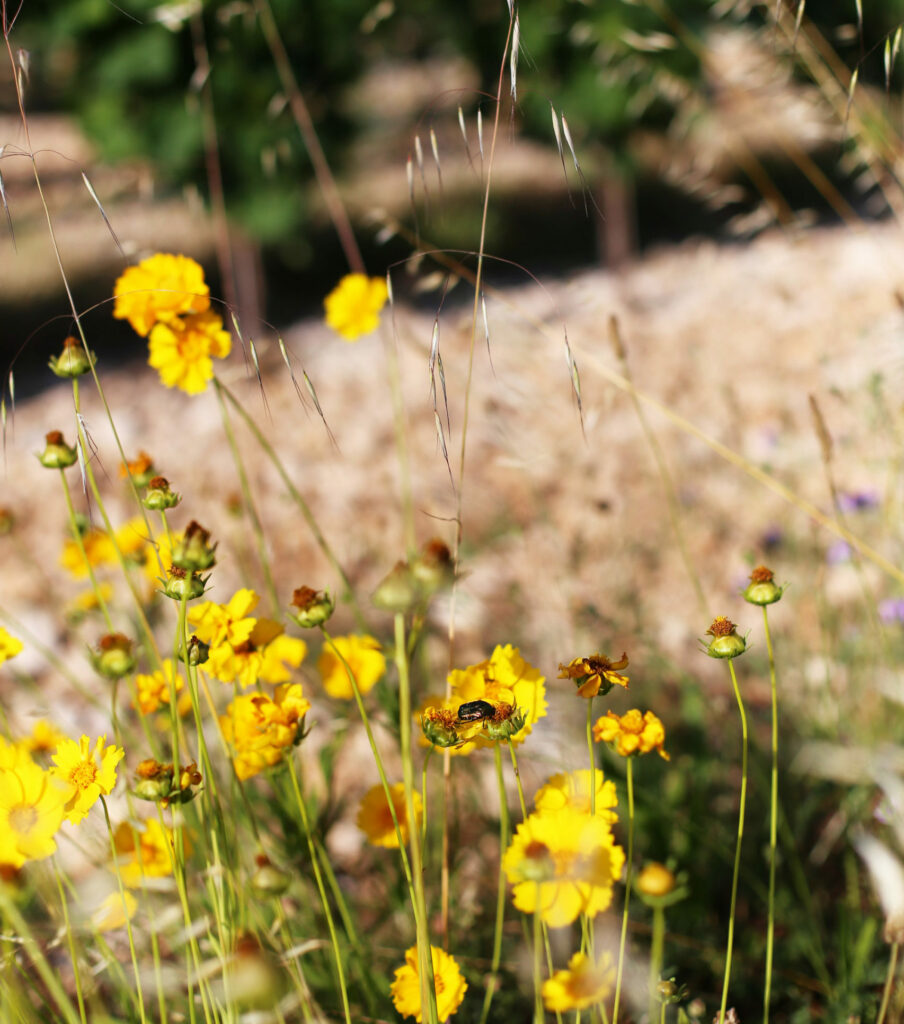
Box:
[19,720,67,756]
[134,659,185,715]
[188,588,259,648]
[503,806,625,928]
[542,952,615,1012]
[558,652,629,699]
[593,709,670,761]
[205,619,307,688]
[113,517,150,562]
[534,769,618,823]
[60,527,116,578]
[0,761,72,867]
[390,944,468,1023]
[51,735,124,825]
[143,528,182,586]
[318,634,386,699]
[112,818,186,887]
[356,782,422,849]
[324,273,388,340]
[92,890,138,933]
[220,683,311,779]
[147,310,231,394]
[636,861,677,898]
[64,584,114,624]
[0,736,35,771]
[0,627,24,665]
[113,253,210,337]
[446,644,547,752]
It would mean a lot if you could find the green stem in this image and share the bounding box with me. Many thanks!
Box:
[877,941,900,1024]
[762,605,779,1024]
[480,745,511,1024]
[649,906,665,1023]
[612,758,635,1023]
[719,659,749,1024]
[52,860,88,1024]
[57,469,115,633]
[533,885,544,1024]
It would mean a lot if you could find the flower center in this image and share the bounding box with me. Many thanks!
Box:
[70,761,98,791]
[9,804,39,836]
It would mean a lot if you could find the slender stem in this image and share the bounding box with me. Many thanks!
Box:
[719,659,749,1024]
[612,758,635,1023]
[649,906,665,1023]
[395,612,439,1024]
[506,742,528,820]
[52,860,88,1024]
[480,745,511,1024]
[58,470,115,632]
[286,757,353,1024]
[587,698,597,816]
[877,942,900,1024]
[533,884,544,1024]
[762,605,779,1024]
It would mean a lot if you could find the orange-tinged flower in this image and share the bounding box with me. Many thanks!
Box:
[112,818,186,887]
[205,620,307,688]
[134,659,186,715]
[324,273,388,341]
[543,951,614,1011]
[445,644,547,752]
[356,782,422,848]
[390,944,468,1023]
[113,253,210,337]
[147,310,231,394]
[51,735,124,825]
[534,769,618,823]
[220,683,311,779]
[0,761,72,867]
[558,652,629,699]
[318,634,386,699]
[0,627,24,665]
[503,806,625,927]
[593,709,670,760]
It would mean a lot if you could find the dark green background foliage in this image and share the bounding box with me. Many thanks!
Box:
[10,0,904,251]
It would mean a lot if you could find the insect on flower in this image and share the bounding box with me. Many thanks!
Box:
[457,699,497,723]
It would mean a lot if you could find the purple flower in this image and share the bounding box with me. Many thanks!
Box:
[838,490,879,513]
[879,598,904,625]
[826,541,852,565]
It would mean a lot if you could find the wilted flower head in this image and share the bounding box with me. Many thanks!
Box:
[558,652,629,699]
[92,634,136,680]
[288,586,334,628]
[38,430,77,470]
[742,566,784,606]
[703,616,747,659]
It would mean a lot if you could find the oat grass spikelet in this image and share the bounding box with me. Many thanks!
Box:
[542,951,615,1011]
[51,734,124,825]
[390,944,468,1023]
[113,253,210,337]
[324,273,389,340]
[357,781,422,848]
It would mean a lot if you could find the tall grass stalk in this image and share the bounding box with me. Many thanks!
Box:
[480,743,511,1024]
[762,603,779,1024]
[612,757,635,1024]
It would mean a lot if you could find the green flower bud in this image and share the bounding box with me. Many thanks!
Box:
[372,560,418,612]
[288,586,334,628]
[742,565,784,606]
[182,634,210,666]
[38,431,78,469]
[91,633,136,679]
[171,520,216,571]
[482,704,527,742]
[143,476,181,511]
[49,337,94,378]
[162,567,208,602]
[410,538,455,596]
[251,856,291,897]
[703,617,747,659]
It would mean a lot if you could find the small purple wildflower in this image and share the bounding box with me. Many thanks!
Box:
[879,598,904,625]
[826,541,852,565]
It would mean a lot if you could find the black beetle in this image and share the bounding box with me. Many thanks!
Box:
[457,699,496,723]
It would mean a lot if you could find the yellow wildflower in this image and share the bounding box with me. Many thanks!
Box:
[206,619,307,688]
[390,944,468,1023]
[113,517,150,562]
[636,861,677,898]
[558,652,629,699]
[593,709,670,761]
[51,735,124,825]
[0,627,24,665]
[356,782,422,849]
[503,806,625,928]
[220,683,311,780]
[188,588,259,648]
[147,310,231,394]
[113,253,210,337]
[0,761,72,867]
[324,273,388,341]
[64,584,114,624]
[534,769,618,823]
[19,720,67,756]
[112,818,185,887]
[134,659,186,715]
[543,951,615,1012]
[446,644,547,752]
[92,890,138,932]
[318,634,386,699]
[60,527,116,578]
[0,736,35,771]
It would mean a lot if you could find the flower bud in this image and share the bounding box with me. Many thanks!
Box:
[143,476,181,511]
[162,567,207,602]
[49,336,94,378]
[742,565,784,606]
[182,634,210,666]
[703,617,747,659]
[372,560,418,612]
[251,855,291,897]
[92,633,136,679]
[637,861,676,898]
[227,935,286,1010]
[410,538,455,596]
[482,703,527,742]
[288,586,334,628]
[171,520,216,571]
[0,507,14,536]
[38,431,78,469]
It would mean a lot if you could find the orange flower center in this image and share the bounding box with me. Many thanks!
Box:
[69,761,98,790]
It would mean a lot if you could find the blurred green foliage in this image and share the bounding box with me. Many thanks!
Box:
[11,0,904,256]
